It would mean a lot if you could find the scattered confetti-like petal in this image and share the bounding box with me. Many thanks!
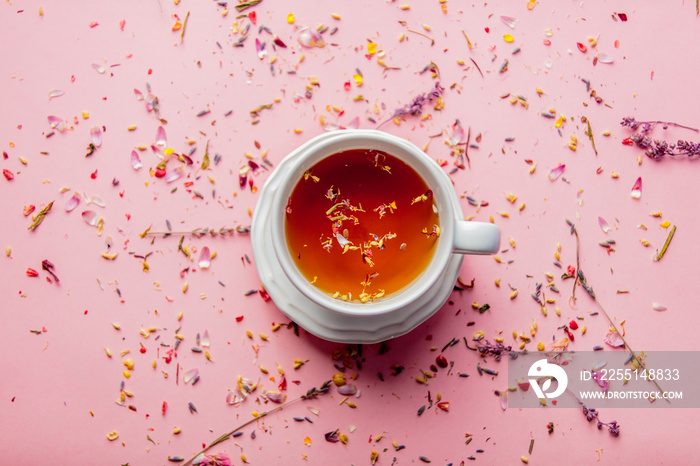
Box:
[199,246,211,269]
[65,193,81,212]
[155,126,167,150]
[131,150,143,170]
[591,371,609,391]
[134,88,144,101]
[165,170,182,183]
[47,115,66,131]
[499,391,507,411]
[90,126,102,147]
[48,90,65,100]
[201,330,210,348]
[183,368,199,384]
[652,302,667,312]
[265,392,286,403]
[598,216,611,233]
[92,63,106,74]
[500,15,518,29]
[631,177,642,199]
[82,210,100,226]
[446,119,464,146]
[298,27,325,48]
[548,163,565,180]
[603,330,624,348]
[337,384,357,396]
[597,53,614,64]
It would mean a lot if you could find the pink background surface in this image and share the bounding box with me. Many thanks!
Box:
[2,0,700,464]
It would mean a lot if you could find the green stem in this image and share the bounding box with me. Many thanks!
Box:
[654,225,676,261]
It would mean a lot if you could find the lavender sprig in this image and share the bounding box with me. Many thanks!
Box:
[620,116,698,134]
[378,82,444,128]
[629,134,700,160]
[464,337,512,361]
[578,400,620,436]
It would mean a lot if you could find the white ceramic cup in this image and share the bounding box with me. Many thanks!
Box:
[260,130,500,319]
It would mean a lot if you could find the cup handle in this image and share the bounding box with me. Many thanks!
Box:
[453,221,501,255]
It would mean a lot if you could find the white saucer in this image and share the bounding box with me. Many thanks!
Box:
[251,132,464,344]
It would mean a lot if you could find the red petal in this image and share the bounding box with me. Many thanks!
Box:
[3,169,13,180]
[577,42,587,52]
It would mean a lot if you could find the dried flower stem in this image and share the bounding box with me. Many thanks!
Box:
[567,221,667,398]
[654,224,676,261]
[181,381,331,466]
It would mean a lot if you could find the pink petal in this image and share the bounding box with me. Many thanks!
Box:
[630,177,642,199]
[65,193,81,212]
[652,302,667,312]
[201,330,210,347]
[603,330,624,348]
[155,126,167,150]
[591,371,609,391]
[597,53,614,64]
[47,115,66,131]
[346,116,360,130]
[265,392,287,403]
[598,216,611,233]
[297,27,325,48]
[92,63,106,74]
[225,391,245,406]
[183,368,199,384]
[88,195,106,208]
[500,15,518,29]
[164,169,182,183]
[198,246,211,269]
[548,163,565,180]
[255,38,266,59]
[446,119,465,146]
[48,90,65,99]
[517,380,530,391]
[499,391,508,411]
[131,150,143,170]
[337,384,357,396]
[82,210,100,226]
[134,88,144,101]
[90,126,102,147]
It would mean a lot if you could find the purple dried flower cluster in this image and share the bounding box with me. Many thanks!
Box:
[475,339,512,361]
[380,82,444,126]
[579,402,621,436]
[629,134,700,160]
[621,117,700,160]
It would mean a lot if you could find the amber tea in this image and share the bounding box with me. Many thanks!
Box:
[284,149,440,303]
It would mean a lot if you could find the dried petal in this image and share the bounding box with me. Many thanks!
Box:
[597,53,614,64]
[155,126,167,150]
[652,302,667,312]
[630,177,642,199]
[183,368,199,384]
[591,371,609,391]
[201,330,210,347]
[446,119,464,146]
[548,163,565,180]
[225,391,245,406]
[82,210,100,226]
[86,196,104,208]
[92,63,106,74]
[598,216,611,233]
[500,15,518,29]
[47,115,66,131]
[134,88,144,101]
[499,391,508,411]
[297,27,325,48]
[265,392,286,403]
[48,89,65,99]
[337,384,357,396]
[164,169,182,183]
[90,126,102,147]
[65,193,81,212]
[198,246,211,269]
[131,150,143,170]
[603,331,624,348]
